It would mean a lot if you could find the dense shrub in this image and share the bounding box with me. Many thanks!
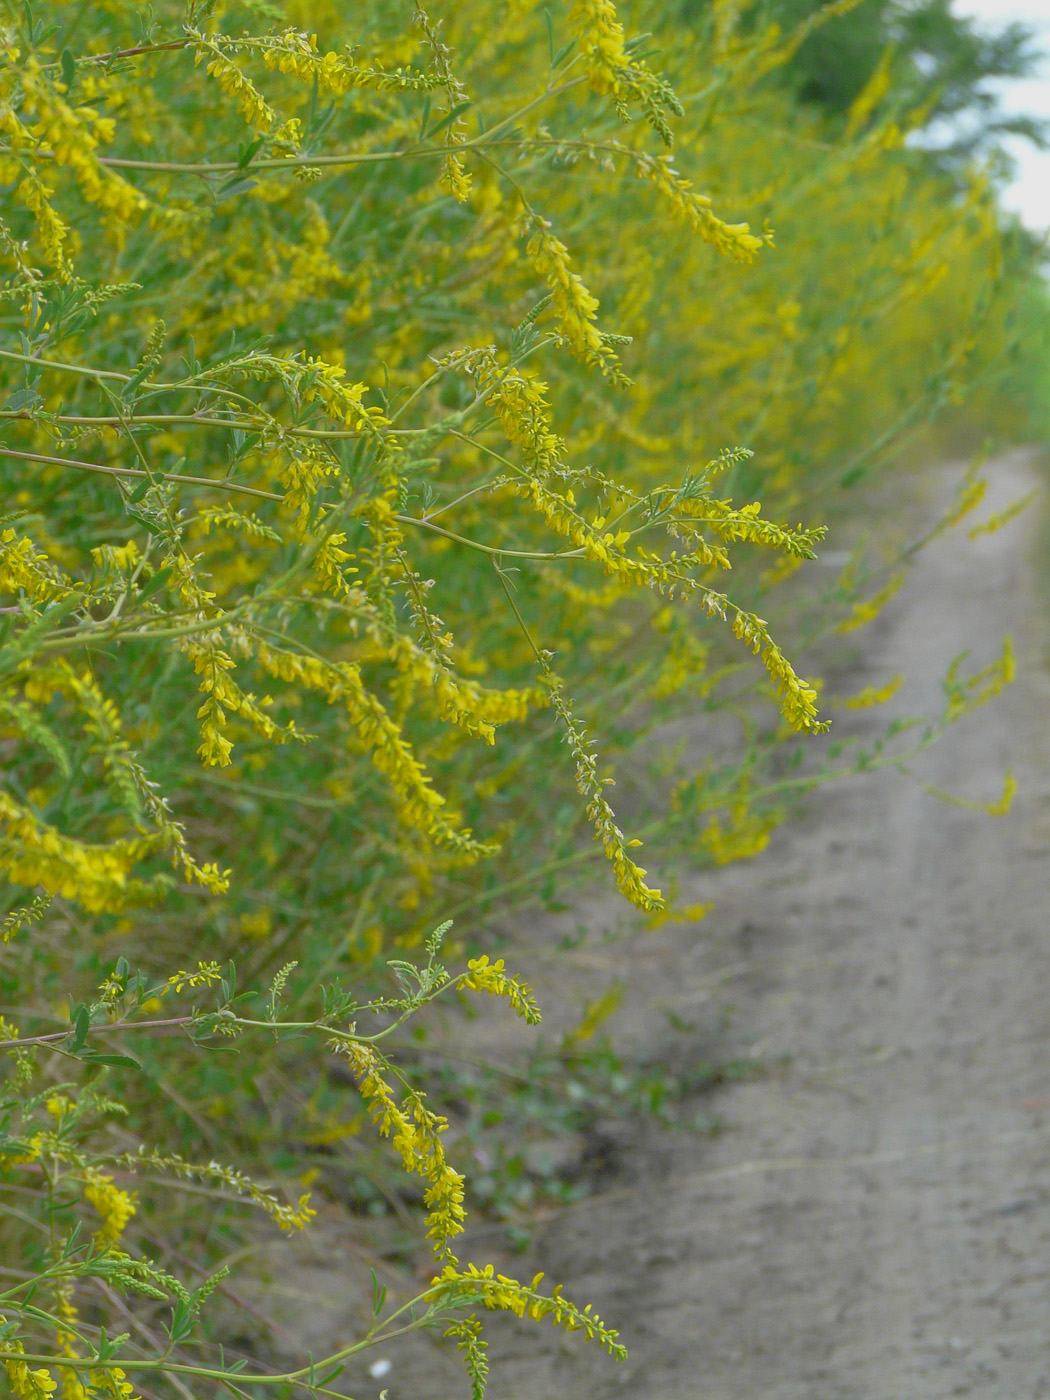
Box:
[0,1,1035,1395]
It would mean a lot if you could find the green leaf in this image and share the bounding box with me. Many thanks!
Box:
[137,566,172,600]
[168,1298,194,1344]
[120,363,157,402]
[551,39,576,69]
[216,178,259,203]
[425,102,472,141]
[96,1326,131,1362]
[60,47,75,89]
[124,507,166,537]
[2,388,44,412]
[77,1050,142,1069]
[69,1004,90,1052]
[237,137,265,168]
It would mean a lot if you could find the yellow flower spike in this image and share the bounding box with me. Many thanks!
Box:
[458,955,541,1023]
[967,492,1036,540]
[836,573,906,634]
[839,675,904,710]
[571,0,630,95]
[19,57,147,237]
[634,154,766,262]
[191,35,276,131]
[526,218,627,381]
[330,1038,465,1261]
[80,1169,136,1249]
[432,1263,626,1358]
[987,772,1018,817]
[166,961,224,994]
[0,1317,58,1400]
[253,639,493,856]
[257,27,433,94]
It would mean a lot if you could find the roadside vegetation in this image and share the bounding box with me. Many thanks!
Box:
[0,1,1047,1396]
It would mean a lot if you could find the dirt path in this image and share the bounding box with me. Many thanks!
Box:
[465,446,1050,1400]
[251,449,1050,1399]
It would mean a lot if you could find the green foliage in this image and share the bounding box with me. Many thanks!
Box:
[0,0,1043,1394]
[737,0,1048,159]
[993,244,1050,442]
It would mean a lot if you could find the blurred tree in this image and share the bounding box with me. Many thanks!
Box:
[684,0,1047,160]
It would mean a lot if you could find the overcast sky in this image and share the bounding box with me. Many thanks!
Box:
[950,0,1050,231]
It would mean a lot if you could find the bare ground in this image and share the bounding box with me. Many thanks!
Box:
[247,448,1050,1399]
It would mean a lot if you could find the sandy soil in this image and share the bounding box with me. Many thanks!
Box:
[247,448,1050,1399]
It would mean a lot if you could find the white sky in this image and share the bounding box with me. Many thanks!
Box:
[950,0,1050,231]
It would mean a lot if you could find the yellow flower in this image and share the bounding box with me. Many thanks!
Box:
[81,1169,136,1247]
[0,1315,58,1398]
[571,0,629,95]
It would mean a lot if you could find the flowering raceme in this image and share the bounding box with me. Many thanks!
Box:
[0,0,1022,1009]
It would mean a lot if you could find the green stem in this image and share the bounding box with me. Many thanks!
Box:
[78,76,585,178]
[392,511,584,560]
[0,409,408,442]
[0,445,283,502]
